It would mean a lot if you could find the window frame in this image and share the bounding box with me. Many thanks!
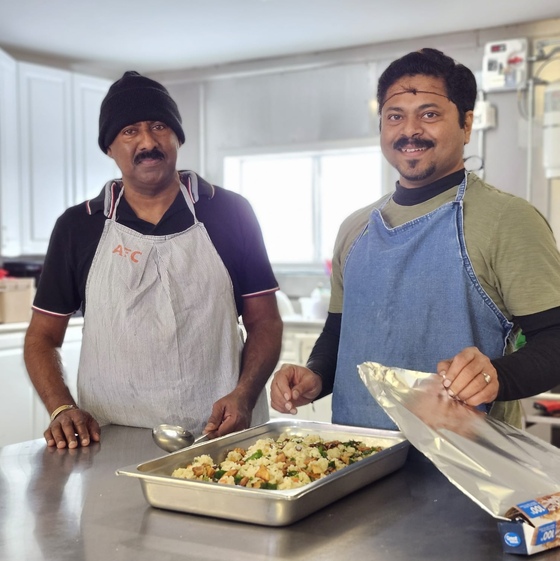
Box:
[223,139,392,272]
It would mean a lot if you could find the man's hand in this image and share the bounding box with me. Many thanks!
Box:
[270,363,322,415]
[437,346,499,407]
[46,408,101,449]
[203,391,253,438]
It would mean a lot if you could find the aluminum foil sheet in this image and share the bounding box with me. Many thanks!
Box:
[358,361,560,520]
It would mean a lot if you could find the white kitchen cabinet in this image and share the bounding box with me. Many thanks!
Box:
[18,62,74,255]
[9,61,115,256]
[0,49,20,257]
[72,73,119,201]
[0,319,82,447]
[0,329,36,445]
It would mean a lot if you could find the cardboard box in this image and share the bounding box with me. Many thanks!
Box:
[498,492,560,555]
[0,278,35,323]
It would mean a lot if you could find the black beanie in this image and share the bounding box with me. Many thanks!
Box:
[98,71,185,153]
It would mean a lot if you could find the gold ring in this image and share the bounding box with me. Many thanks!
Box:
[482,372,491,384]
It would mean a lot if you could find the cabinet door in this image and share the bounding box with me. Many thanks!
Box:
[0,49,21,257]
[72,73,119,202]
[0,332,35,447]
[18,62,73,255]
[0,323,83,447]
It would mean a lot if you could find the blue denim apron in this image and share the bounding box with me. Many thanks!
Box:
[332,174,513,429]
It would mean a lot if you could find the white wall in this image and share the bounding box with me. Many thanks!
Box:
[154,18,560,244]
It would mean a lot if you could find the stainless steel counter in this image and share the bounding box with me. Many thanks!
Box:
[1,424,558,561]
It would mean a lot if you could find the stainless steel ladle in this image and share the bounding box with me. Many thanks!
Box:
[152,423,209,453]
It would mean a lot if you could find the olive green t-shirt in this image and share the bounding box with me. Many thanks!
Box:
[329,173,560,427]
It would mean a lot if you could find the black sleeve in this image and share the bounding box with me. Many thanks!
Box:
[493,306,560,400]
[197,187,278,315]
[34,205,104,316]
[305,312,342,398]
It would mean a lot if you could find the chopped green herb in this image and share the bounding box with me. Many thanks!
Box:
[245,449,263,461]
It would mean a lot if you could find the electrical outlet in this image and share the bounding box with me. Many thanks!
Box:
[473,99,497,130]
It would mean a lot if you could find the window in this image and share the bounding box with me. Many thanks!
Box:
[224,146,383,267]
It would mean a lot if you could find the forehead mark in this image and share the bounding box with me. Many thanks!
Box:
[380,89,451,111]
[383,101,444,114]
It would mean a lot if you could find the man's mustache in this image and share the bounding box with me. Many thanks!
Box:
[393,137,435,150]
[134,149,165,164]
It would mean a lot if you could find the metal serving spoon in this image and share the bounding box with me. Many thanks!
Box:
[152,423,209,453]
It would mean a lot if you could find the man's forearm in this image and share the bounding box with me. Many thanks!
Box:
[24,315,75,415]
[237,317,283,409]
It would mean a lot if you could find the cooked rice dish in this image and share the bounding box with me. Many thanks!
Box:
[171,433,383,490]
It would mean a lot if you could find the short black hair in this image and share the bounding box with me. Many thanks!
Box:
[377,48,477,127]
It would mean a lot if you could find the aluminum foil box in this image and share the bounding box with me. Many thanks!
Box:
[499,492,560,555]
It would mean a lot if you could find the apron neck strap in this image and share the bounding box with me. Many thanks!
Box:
[179,178,198,223]
[454,171,468,202]
[109,185,125,221]
[103,177,199,223]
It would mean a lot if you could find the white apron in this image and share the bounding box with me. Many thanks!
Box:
[77,175,269,434]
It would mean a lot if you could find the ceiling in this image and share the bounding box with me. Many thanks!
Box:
[1,0,560,77]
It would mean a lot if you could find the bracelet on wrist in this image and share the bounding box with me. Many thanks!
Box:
[50,404,78,422]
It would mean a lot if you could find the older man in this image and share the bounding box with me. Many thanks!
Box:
[25,71,282,448]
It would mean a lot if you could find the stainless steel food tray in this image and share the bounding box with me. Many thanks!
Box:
[117,418,409,526]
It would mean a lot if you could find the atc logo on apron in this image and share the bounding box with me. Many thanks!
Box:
[112,244,143,263]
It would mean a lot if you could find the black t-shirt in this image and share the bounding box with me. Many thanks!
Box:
[34,172,278,317]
